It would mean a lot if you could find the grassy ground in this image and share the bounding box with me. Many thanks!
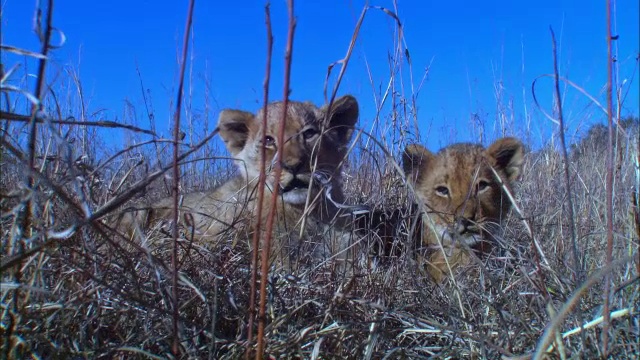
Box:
[2,1,639,359]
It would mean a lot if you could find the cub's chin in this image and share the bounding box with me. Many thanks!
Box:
[281,189,310,204]
[279,177,312,205]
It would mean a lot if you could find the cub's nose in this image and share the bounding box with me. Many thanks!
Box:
[456,218,479,234]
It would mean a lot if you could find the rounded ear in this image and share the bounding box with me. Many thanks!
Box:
[217,109,256,156]
[485,137,524,181]
[322,95,359,144]
[402,143,432,184]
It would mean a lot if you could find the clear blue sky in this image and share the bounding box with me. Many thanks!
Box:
[2,0,638,151]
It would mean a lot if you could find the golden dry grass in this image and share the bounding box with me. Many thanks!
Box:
[1,1,639,359]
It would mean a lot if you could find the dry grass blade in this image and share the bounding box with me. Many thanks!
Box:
[323,5,365,105]
[531,74,611,125]
[549,27,581,285]
[256,1,296,357]
[116,347,166,360]
[0,111,156,135]
[634,125,640,275]
[168,0,196,354]
[87,139,178,177]
[0,45,48,59]
[2,1,638,358]
[560,307,632,341]
[5,1,54,357]
[323,4,403,106]
[635,126,640,276]
[90,128,218,221]
[0,84,41,106]
[634,189,640,275]
[531,256,633,360]
[548,27,586,353]
[601,0,616,353]
[245,4,274,359]
[1,64,23,85]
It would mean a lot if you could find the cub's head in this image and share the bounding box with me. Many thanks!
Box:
[402,137,524,250]
[217,95,359,205]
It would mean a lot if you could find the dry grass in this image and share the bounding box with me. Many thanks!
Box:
[2,1,639,359]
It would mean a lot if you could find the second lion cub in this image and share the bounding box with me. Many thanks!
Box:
[402,137,524,282]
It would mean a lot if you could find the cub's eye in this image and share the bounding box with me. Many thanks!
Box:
[477,180,490,192]
[264,135,275,146]
[302,128,319,140]
[435,186,450,197]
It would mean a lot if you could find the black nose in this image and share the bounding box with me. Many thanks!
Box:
[460,218,473,228]
[455,218,478,234]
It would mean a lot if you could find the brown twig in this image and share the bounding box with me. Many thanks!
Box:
[256,1,295,358]
[0,110,156,135]
[549,28,581,284]
[245,4,273,359]
[169,0,196,355]
[7,1,54,358]
[602,0,616,354]
[26,0,54,193]
[549,27,586,352]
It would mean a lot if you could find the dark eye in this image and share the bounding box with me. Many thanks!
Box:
[264,135,275,146]
[477,180,490,192]
[302,128,319,140]
[435,186,450,197]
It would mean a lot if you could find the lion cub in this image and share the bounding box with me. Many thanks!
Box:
[121,95,359,270]
[402,137,524,282]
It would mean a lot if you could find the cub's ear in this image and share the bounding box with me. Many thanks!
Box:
[217,109,256,156]
[322,95,359,144]
[485,137,524,182]
[402,143,433,184]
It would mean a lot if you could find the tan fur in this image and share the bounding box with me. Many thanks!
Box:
[118,95,360,271]
[402,137,524,282]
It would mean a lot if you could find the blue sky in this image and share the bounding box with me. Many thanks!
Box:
[2,0,638,151]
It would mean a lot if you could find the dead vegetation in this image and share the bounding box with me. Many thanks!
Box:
[1,1,639,359]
